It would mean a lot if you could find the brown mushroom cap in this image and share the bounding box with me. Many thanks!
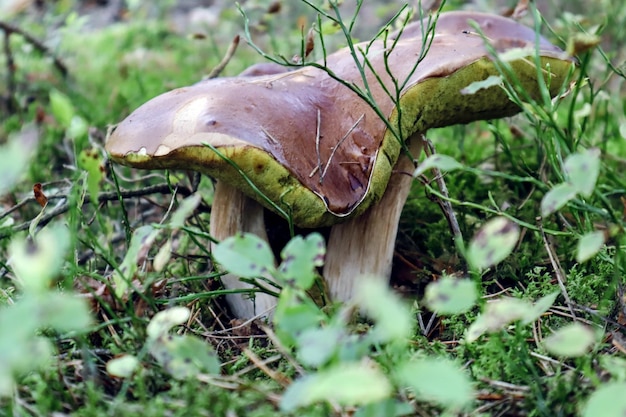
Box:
[106,11,574,228]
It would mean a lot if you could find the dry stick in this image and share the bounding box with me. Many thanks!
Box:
[196,374,282,405]
[311,108,322,178]
[2,26,15,111]
[319,114,364,184]
[529,351,578,372]
[260,324,306,377]
[422,136,463,244]
[233,353,283,377]
[0,183,193,239]
[423,311,439,337]
[243,347,291,387]
[539,222,577,320]
[205,35,240,80]
[0,21,68,77]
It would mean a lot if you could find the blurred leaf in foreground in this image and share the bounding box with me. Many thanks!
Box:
[467,216,520,270]
[0,125,38,196]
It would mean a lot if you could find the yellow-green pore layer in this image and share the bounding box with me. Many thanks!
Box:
[110,54,574,228]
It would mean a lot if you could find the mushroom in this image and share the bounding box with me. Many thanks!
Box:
[106,11,575,319]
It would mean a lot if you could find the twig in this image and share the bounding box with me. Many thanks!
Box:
[0,183,193,239]
[319,114,364,184]
[528,351,578,372]
[423,311,439,337]
[311,108,322,178]
[2,24,16,112]
[538,221,577,320]
[205,35,240,79]
[195,373,282,405]
[260,324,306,376]
[243,347,291,387]
[0,21,68,77]
[422,135,463,243]
[233,353,282,377]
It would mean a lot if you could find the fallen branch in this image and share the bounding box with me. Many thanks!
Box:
[0,183,194,239]
[0,21,69,77]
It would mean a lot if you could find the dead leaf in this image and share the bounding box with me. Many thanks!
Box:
[33,183,48,207]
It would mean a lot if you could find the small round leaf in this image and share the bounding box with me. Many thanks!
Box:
[396,357,474,411]
[147,307,190,340]
[213,233,276,278]
[466,297,531,342]
[576,231,605,263]
[280,362,392,411]
[541,182,577,217]
[357,278,413,343]
[278,233,325,289]
[467,217,520,270]
[424,276,477,315]
[564,148,600,197]
[107,355,140,378]
[543,322,596,357]
[413,154,463,178]
[582,382,626,417]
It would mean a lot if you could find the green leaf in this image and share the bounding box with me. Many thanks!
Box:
[153,238,173,273]
[413,154,463,178]
[582,382,626,417]
[0,306,53,397]
[460,75,503,95]
[467,293,558,342]
[466,216,520,270]
[0,125,38,196]
[396,357,474,411]
[67,115,89,142]
[543,323,596,357]
[170,193,202,229]
[576,231,605,263]
[0,369,13,397]
[278,233,325,289]
[521,291,559,324]
[296,325,343,368]
[146,307,190,340]
[356,278,413,343]
[78,147,105,199]
[281,362,392,411]
[355,399,414,417]
[49,89,76,128]
[466,297,531,342]
[40,293,92,331]
[496,46,535,62]
[320,20,341,35]
[274,287,325,345]
[106,355,140,378]
[151,335,221,379]
[566,32,602,56]
[424,276,477,315]
[564,148,600,197]
[212,233,276,278]
[541,182,577,217]
[113,225,160,297]
[600,356,626,381]
[9,224,70,293]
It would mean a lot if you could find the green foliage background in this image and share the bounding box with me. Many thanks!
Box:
[1,0,626,416]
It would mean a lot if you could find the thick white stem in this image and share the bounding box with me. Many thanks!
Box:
[323,138,424,302]
[209,181,277,319]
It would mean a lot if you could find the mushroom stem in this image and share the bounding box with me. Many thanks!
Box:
[209,180,277,319]
[323,137,424,302]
